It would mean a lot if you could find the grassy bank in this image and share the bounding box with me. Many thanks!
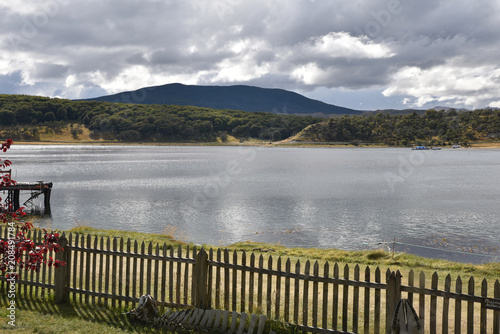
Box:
[67,227,499,279]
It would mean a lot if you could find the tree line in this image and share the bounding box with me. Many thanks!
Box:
[299,109,500,146]
[0,95,322,142]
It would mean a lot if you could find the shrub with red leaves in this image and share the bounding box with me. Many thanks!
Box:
[0,139,65,275]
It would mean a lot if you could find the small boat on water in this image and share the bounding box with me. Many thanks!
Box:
[411,146,430,150]
[452,144,461,149]
[432,147,442,150]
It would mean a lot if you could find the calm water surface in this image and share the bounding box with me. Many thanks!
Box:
[7,145,500,263]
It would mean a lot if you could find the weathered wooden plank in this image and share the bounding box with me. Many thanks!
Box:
[430,271,438,334]
[467,276,475,334]
[229,311,238,333]
[237,312,248,334]
[213,309,223,330]
[233,250,238,312]
[118,238,124,307]
[480,278,487,334]
[332,263,339,330]
[259,254,264,313]
[257,315,267,334]
[312,261,319,328]
[79,235,85,303]
[322,262,329,330]
[241,251,247,313]
[248,313,259,334]
[294,260,300,325]
[455,276,462,334]
[303,260,311,330]
[419,271,426,330]
[275,256,281,320]
[139,241,145,298]
[353,264,359,333]
[152,244,159,300]
[442,274,451,334]
[267,255,273,318]
[364,266,370,334]
[221,310,230,331]
[249,253,255,314]
[342,264,349,332]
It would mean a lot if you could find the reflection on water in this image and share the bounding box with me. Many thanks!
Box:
[7,145,500,263]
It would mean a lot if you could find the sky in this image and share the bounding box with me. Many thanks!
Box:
[1,0,500,111]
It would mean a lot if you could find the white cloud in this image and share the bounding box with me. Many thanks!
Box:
[383,62,500,108]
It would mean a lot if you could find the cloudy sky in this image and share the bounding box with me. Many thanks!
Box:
[1,0,500,111]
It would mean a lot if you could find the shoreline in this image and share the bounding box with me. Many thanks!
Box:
[15,139,500,149]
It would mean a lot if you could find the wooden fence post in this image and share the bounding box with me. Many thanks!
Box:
[55,233,69,303]
[193,247,209,309]
[386,270,402,334]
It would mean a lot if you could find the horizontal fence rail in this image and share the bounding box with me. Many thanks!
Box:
[1,226,499,334]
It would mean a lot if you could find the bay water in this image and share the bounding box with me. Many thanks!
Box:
[7,145,500,263]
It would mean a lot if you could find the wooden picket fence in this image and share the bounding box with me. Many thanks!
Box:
[1,228,499,333]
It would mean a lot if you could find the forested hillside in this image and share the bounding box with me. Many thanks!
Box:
[298,109,500,146]
[0,95,322,142]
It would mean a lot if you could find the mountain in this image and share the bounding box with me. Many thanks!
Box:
[80,83,362,116]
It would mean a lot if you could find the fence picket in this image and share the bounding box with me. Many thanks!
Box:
[455,276,462,333]
[176,244,182,305]
[322,262,329,330]
[161,243,167,303]
[112,237,118,307]
[480,279,487,334]
[99,237,105,305]
[119,238,124,306]
[84,235,91,303]
[184,245,190,305]
[332,263,339,330]
[224,249,230,310]
[267,255,273,317]
[374,267,380,334]
[72,234,79,301]
[312,261,319,328]
[364,266,370,334]
[419,271,426,329]
[442,274,451,334]
[132,240,138,303]
[241,251,246,313]
[430,272,438,334]
[294,260,300,324]
[125,238,131,308]
[353,264,360,333]
[249,253,255,314]
[169,246,174,304]
[92,236,97,305]
[494,280,500,334]
[232,250,238,312]
[303,260,310,331]
[216,248,221,309]
[408,269,414,304]
[154,244,159,300]
[207,247,213,308]
[342,264,349,332]
[467,277,475,334]
[275,256,281,320]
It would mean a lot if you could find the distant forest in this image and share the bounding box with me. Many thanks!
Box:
[299,109,500,146]
[0,95,322,142]
[0,94,499,146]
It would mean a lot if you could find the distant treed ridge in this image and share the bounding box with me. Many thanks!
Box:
[298,109,500,146]
[0,95,322,142]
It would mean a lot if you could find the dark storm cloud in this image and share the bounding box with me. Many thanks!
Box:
[1,0,499,108]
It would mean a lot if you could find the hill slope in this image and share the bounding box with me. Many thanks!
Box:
[80,83,362,115]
